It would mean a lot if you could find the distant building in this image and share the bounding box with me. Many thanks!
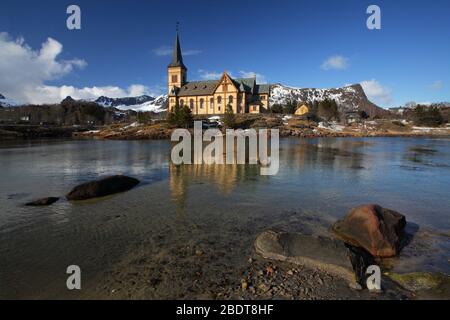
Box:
[167,31,270,114]
[20,115,30,122]
[295,103,309,116]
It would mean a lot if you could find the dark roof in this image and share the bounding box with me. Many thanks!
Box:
[255,84,270,94]
[177,80,219,96]
[175,76,270,97]
[168,32,187,70]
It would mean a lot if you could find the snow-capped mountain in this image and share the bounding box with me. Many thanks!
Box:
[0,94,20,107]
[270,84,388,117]
[95,95,168,112]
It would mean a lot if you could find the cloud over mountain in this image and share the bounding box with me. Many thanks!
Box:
[360,79,392,106]
[0,33,159,104]
[321,55,349,70]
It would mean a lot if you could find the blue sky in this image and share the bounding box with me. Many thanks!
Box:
[0,0,449,107]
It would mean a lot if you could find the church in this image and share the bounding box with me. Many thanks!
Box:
[167,32,270,115]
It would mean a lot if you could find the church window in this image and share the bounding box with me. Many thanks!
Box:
[172,75,178,83]
[190,99,194,109]
[217,96,222,104]
[210,98,214,109]
[200,99,204,109]
[228,95,233,104]
[180,99,184,106]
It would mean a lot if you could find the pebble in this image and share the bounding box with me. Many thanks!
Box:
[349,282,363,291]
[241,280,248,291]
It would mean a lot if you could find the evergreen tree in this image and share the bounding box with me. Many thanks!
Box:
[223,104,236,129]
[270,104,283,114]
[283,99,297,114]
[180,105,193,128]
[318,99,340,121]
[413,105,444,127]
[167,101,193,128]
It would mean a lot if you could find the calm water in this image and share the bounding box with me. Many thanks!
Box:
[0,137,449,298]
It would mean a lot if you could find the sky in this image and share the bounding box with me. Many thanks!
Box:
[0,0,449,107]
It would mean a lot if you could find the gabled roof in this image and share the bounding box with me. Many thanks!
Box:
[168,31,187,70]
[255,84,270,94]
[177,80,219,97]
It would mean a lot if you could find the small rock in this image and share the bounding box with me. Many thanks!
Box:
[349,282,363,291]
[66,175,140,201]
[25,197,59,206]
[195,250,203,256]
[258,283,269,293]
[241,280,248,291]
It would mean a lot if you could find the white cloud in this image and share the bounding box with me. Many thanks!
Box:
[321,55,349,70]
[238,71,267,84]
[198,69,224,80]
[0,33,162,104]
[360,79,392,105]
[26,84,162,103]
[153,46,201,57]
[428,80,443,90]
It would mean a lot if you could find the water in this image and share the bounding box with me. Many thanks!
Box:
[0,137,449,298]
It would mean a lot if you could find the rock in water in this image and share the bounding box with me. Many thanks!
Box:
[255,230,365,285]
[332,204,406,257]
[386,272,450,297]
[25,197,60,206]
[66,175,140,201]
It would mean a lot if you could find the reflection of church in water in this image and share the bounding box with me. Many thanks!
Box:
[168,162,260,215]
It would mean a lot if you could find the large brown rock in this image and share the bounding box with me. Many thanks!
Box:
[332,204,406,257]
[66,175,140,201]
[255,230,374,285]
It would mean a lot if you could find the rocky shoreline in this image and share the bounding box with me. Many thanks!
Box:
[71,120,450,141]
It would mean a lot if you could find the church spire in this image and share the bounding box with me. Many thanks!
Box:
[168,23,187,70]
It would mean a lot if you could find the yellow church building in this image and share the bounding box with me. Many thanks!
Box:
[167,32,270,115]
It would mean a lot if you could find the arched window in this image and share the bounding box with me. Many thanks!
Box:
[210,98,214,109]
[217,96,222,104]
[190,99,194,109]
[228,95,234,104]
[199,99,204,109]
[180,99,184,107]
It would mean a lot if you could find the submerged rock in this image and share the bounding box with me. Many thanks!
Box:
[25,197,60,206]
[332,204,406,257]
[66,175,140,201]
[386,272,450,296]
[254,230,373,286]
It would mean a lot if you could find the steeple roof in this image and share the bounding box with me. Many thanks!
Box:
[168,31,187,70]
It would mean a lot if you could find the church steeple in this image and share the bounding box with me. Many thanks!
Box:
[168,23,187,95]
[168,26,187,70]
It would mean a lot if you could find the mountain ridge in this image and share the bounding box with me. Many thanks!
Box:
[270,83,388,117]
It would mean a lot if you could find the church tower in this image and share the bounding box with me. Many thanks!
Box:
[168,29,187,96]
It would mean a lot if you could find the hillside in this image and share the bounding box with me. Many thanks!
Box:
[270,84,388,117]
